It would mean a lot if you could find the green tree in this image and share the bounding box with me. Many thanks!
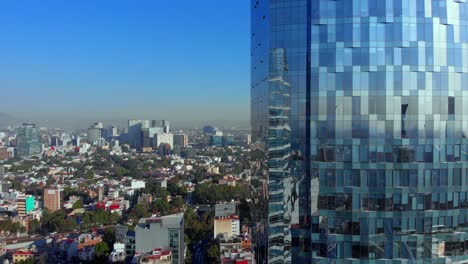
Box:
[85,170,94,179]
[28,219,41,235]
[72,199,83,209]
[65,151,79,157]
[206,242,220,263]
[103,227,116,251]
[16,259,34,264]
[94,242,110,261]
[152,199,170,215]
[169,196,185,212]
[10,178,23,192]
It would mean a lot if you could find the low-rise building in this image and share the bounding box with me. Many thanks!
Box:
[131,180,146,189]
[138,249,172,264]
[77,233,102,250]
[109,242,126,263]
[12,248,47,264]
[214,215,240,240]
[77,246,95,262]
[135,214,184,264]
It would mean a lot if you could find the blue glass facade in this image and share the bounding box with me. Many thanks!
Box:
[16,123,41,157]
[252,0,468,263]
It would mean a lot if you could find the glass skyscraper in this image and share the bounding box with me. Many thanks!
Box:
[251,0,468,263]
[16,123,41,157]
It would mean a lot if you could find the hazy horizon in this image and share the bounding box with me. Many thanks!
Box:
[0,111,249,130]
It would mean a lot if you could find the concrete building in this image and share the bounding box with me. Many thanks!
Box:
[50,136,60,147]
[155,133,173,149]
[61,134,72,146]
[109,243,126,263]
[16,123,41,157]
[13,248,47,264]
[138,249,173,264]
[214,215,240,240]
[135,214,184,264]
[87,123,103,145]
[17,195,35,218]
[77,233,102,250]
[173,134,188,148]
[131,180,146,190]
[104,125,119,139]
[128,120,170,150]
[43,188,61,212]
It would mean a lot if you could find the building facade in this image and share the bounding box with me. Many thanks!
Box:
[173,134,189,148]
[252,0,468,263]
[87,123,103,146]
[128,120,170,150]
[135,214,184,264]
[16,123,41,157]
[44,188,61,212]
[17,195,35,218]
[214,215,241,240]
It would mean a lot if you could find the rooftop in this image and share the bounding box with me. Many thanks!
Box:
[136,213,184,229]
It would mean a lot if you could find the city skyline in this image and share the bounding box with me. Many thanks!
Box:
[0,1,250,123]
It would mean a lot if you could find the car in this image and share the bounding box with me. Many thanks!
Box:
[12,240,17,243]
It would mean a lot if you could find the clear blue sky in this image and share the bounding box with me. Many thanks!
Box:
[0,1,250,123]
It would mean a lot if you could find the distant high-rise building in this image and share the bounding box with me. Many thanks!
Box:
[135,214,184,264]
[155,133,173,149]
[242,134,251,146]
[50,136,60,147]
[72,136,81,147]
[202,125,216,134]
[209,135,223,147]
[87,123,103,145]
[103,125,119,139]
[128,120,169,150]
[16,123,41,157]
[173,134,189,148]
[222,135,235,146]
[252,0,468,263]
[61,134,72,145]
[43,188,61,212]
[109,125,119,137]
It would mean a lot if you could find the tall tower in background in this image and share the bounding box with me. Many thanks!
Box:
[16,123,41,157]
[252,0,468,263]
